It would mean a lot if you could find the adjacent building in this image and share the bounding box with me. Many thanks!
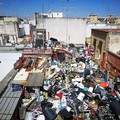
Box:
[36,17,87,44]
[35,13,119,45]
[0,16,25,45]
[0,13,120,47]
[0,16,35,46]
[91,29,120,76]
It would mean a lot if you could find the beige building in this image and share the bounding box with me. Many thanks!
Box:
[91,29,120,64]
[0,16,25,45]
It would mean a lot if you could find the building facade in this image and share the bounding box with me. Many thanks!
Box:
[0,16,25,45]
[35,13,119,45]
[36,17,87,44]
[91,29,120,76]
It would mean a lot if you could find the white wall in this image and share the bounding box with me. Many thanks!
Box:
[0,53,22,81]
[37,18,87,44]
[0,25,5,34]
[109,33,120,53]
[4,23,17,35]
[48,12,63,18]
[24,24,30,35]
[86,23,118,38]
[36,18,119,44]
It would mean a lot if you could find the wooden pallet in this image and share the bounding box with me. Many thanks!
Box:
[0,87,23,120]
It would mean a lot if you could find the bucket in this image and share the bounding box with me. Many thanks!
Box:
[100,82,108,88]
[100,78,105,82]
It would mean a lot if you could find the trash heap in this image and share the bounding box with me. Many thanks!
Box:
[13,47,120,120]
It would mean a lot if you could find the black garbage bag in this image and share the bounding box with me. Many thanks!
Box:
[43,107,57,120]
[110,99,120,116]
[41,100,53,109]
[83,68,90,78]
[59,109,73,120]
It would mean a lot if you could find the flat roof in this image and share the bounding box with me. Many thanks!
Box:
[93,28,120,32]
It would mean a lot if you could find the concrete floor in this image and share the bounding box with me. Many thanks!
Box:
[0,52,22,82]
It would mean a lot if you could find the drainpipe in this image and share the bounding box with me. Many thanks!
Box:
[0,34,3,46]
[14,22,18,43]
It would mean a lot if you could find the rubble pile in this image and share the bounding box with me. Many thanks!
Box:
[12,46,120,120]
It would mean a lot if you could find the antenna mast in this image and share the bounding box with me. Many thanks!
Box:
[66,0,69,44]
[42,0,45,53]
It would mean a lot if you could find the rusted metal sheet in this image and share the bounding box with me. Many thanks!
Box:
[107,51,120,76]
[22,48,52,57]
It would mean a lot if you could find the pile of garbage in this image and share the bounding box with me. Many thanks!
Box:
[16,56,120,120]
[11,45,119,120]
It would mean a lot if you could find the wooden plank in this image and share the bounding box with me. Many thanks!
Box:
[16,90,23,98]
[1,114,7,119]
[0,114,3,119]
[0,83,5,91]
[13,90,23,98]
[9,89,16,98]
[1,69,18,85]
[6,115,12,120]
[9,98,19,115]
[2,87,10,97]
[26,72,44,87]
[3,87,22,98]
[10,90,19,98]
[0,98,11,114]
[5,88,12,98]
[0,97,3,104]
[0,98,7,113]
[4,98,16,115]
[12,91,18,98]
[0,85,7,97]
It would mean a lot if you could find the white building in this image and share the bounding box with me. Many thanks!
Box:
[86,23,118,38]
[0,16,25,45]
[36,18,87,44]
[35,13,119,45]
[48,12,63,18]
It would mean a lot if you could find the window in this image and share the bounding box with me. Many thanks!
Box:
[93,38,96,51]
[98,41,103,54]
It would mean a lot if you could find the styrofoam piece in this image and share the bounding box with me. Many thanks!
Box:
[37,115,45,120]
[71,63,77,67]
[52,100,60,109]
[88,87,93,93]
[47,72,57,79]
[77,68,84,73]
[79,77,84,82]
[77,92,85,101]
[56,67,61,72]
[90,70,93,74]
[13,72,29,81]
[73,81,79,86]
[51,65,58,69]
[74,77,80,82]
[66,106,71,112]
[43,85,51,91]
[25,112,32,120]
[61,96,67,107]
[72,78,76,82]
[77,83,84,89]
